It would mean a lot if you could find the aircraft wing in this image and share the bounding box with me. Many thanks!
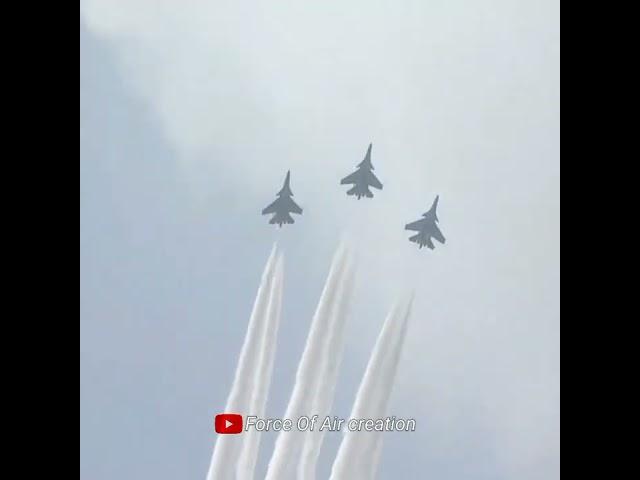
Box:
[340,171,359,185]
[262,200,279,215]
[364,170,383,190]
[430,223,446,244]
[405,219,424,231]
[286,197,303,215]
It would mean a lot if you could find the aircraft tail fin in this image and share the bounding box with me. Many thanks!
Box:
[409,233,434,249]
[409,233,423,245]
[270,212,294,226]
[347,185,373,199]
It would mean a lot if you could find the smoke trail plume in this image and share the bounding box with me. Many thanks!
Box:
[236,254,284,480]
[265,246,351,480]
[297,260,355,480]
[206,246,279,480]
[365,299,411,480]
[329,296,413,480]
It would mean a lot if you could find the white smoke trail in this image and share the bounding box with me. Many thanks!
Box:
[329,296,413,480]
[265,246,351,480]
[296,260,355,480]
[206,246,279,480]
[236,254,284,480]
[365,299,411,480]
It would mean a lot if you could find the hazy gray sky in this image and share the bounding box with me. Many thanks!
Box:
[80,1,559,478]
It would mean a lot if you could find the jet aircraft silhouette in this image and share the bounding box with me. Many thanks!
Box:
[340,143,383,199]
[405,196,446,250]
[262,171,303,227]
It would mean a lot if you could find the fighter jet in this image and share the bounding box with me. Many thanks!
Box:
[340,143,383,199]
[405,196,446,250]
[262,171,303,227]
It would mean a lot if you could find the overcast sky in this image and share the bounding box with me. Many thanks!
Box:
[80,1,559,478]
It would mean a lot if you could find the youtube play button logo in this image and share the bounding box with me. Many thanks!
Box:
[215,414,243,434]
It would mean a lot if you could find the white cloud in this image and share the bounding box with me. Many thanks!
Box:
[81,0,559,477]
